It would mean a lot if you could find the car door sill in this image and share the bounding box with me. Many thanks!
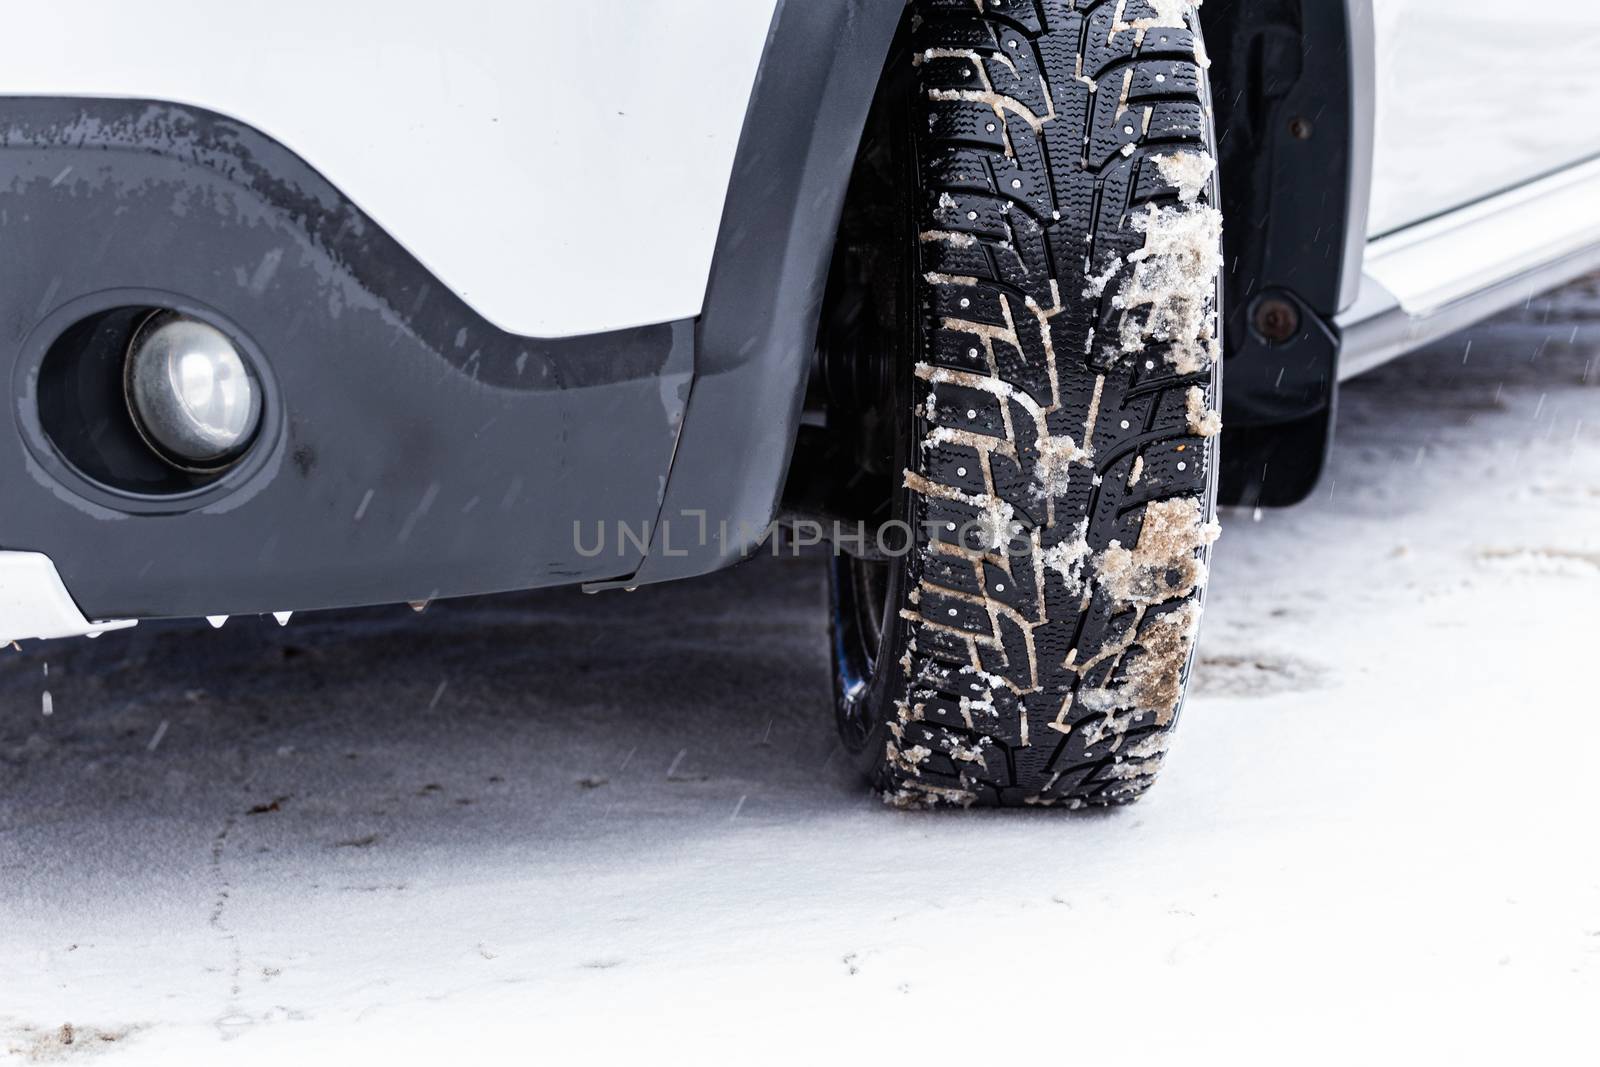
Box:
[1338,156,1600,380]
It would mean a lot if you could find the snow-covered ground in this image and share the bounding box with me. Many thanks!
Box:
[4,276,1600,1063]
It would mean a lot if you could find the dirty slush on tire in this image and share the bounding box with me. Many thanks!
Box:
[836,0,1224,809]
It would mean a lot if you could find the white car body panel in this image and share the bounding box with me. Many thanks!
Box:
[0,553,135,645]
[1,1,779,338]
[1368,0,1600,237]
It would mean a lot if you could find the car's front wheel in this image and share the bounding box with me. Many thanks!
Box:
[830,0,1223,808]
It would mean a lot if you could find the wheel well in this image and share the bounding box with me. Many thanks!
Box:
[782,13,914,532]
[790,0,1369,517]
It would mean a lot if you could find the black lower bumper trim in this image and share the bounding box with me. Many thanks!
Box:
[0,100,691,619]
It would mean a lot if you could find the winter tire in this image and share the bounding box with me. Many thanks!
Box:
[829,0,1223,808]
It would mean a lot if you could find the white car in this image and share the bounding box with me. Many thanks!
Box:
[1,0,1596,807]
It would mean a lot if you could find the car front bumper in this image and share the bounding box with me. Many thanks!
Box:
[0,0,902,641]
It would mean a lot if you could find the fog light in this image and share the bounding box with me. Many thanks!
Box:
[124,311,262,469]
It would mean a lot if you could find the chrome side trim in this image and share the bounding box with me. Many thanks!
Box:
[0,552,136,645]
[1338,158,1600,380]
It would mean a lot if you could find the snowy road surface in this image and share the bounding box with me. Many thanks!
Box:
[4,277,1600,1063]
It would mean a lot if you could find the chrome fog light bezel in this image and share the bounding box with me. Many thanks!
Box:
[123,310,264,472]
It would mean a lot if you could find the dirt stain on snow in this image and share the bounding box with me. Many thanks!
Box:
[5,1021,143,1062]
[1476,547,1600,577]
[245,796,289,815]
[330,833,381,849]
[1191,652,1329,698]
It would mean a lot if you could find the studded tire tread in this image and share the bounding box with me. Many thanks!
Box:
[874,0,1223,808]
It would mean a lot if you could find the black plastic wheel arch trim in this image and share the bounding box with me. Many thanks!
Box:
[586,0,905,590]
